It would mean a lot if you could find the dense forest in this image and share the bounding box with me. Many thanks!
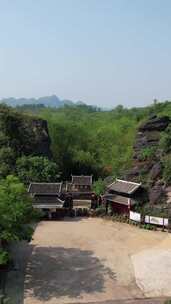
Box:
[2,100,171,183]
[15,100,171,180]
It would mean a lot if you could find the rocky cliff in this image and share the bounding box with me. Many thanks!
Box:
[0,104,52,158]
[19,117,52,158]
[126,115,171,205]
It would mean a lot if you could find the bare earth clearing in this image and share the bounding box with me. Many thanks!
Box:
[23,218,171,304]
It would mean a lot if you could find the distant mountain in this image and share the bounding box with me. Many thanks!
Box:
[76,100,86,106]
[0,95,86,108]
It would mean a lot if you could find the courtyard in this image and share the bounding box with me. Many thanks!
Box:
[23,218,171,304]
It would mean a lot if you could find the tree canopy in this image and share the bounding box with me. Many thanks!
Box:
[0,175,34,243]
[16,156,59,184]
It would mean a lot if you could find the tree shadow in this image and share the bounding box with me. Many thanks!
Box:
[25,246,117,301]
[5,241,34,304]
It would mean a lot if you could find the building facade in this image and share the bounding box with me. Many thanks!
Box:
[104,179,142,214]
[28,182,63,211]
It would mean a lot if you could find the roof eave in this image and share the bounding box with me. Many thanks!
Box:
[107,179,141,195]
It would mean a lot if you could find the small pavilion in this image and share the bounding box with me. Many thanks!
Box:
[28,182,63,210]
[104,179,142,214]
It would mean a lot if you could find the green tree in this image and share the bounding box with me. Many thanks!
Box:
[0,175,34,243]
[40,104,137,179]
[16,156,59,184]
[92,178,106,195]
[0,147,16,178]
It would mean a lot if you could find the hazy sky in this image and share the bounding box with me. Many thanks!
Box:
[0,0,171,108]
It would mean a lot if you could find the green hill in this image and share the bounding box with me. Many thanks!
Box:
[18,100,171,180]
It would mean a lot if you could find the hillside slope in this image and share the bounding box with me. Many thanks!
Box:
[0,104,52,179]
[126,115,171,206]
[0,104,51,157]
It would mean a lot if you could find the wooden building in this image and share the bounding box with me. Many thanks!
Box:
[104,179,142,214]
[64,175,93,199]
[28,182,63,211]
[71,175,93,191]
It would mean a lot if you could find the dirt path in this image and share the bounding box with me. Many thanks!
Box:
[24,218,171,304]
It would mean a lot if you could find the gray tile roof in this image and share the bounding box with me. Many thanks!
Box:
[33,194,63,207]
[107,179,141,195]
[104,194,136,206]
[28,183,62,194]
[33,204,63,209]
[72,175,92,186]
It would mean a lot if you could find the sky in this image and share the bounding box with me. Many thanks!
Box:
[0,0,171,108]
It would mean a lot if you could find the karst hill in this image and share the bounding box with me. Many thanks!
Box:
[126,115,171,207]
[0,104,52,158]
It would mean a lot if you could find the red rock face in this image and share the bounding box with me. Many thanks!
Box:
[125,115,170,205]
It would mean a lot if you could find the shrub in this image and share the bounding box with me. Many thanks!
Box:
[0,250,10,265]
[93,207,106,217]
[139,147,156,161]
[162,155,171,183]
[112,214,128,223]
[164,300,171,304]
[138,205,168,218]
[92,178,106,195]
[160,125,171,153]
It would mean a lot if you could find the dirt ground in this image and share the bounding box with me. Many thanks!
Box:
[23,218,171,304]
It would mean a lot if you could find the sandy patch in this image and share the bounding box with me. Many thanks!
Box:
[24,218,170,304]
[132,248,171,297]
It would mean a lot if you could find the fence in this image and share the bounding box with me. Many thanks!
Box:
[129,210,169,228]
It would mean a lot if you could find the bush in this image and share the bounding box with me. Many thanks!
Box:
[138,205,168,218]
[93,207,106,217]
[112,214,129,223]
[162,155,171,183]
[160,125,171,153]
[92,178,106,195]
[139,223,157,231]
[0,250,10,265]
[164,300,171,304]
[139,147,156,161]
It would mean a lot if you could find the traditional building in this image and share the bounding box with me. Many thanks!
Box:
[63,175,93,199]
[71,175,93,191]
[28,182,63,210]
[104,179,142,214]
